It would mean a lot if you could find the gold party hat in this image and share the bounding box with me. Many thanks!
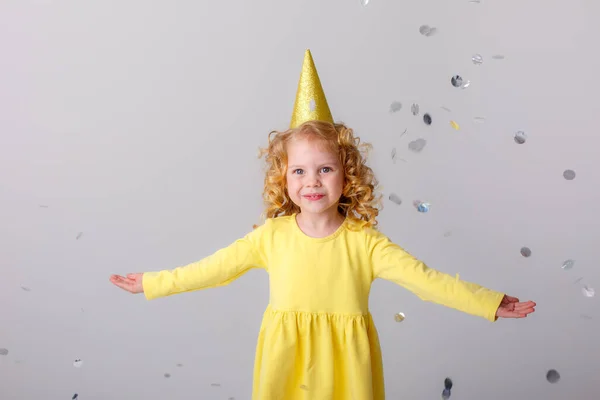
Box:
[289,49,334,129]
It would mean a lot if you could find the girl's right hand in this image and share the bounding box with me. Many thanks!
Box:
[110,273,144,294]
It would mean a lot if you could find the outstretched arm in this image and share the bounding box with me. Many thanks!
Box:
[110,221,270,300]
[367,230,535,321]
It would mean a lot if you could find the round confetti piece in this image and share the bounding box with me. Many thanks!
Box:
[414,201,430,213]
[451,75,463,87]
[444,378,453,390]
[73,359,83,368]
[520,247,532,257]
[450,121,460,130]
[0,348,8,356]
[394,312,405,322]
[563,169,576,180]
[411,103,419,115]
[546,369,560,383]
[423,113,432,125]
[472,54,483,65]
[514,131,527,144]
[389,101,402,113]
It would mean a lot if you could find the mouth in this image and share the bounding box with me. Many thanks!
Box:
[303,194,325,201]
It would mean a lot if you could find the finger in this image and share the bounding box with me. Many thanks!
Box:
[110,276,136,292]
[127,273,141,280]
[513,301,536,310]
[504,295,520,303]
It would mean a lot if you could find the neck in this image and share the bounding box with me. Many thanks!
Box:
[296,209,345,236]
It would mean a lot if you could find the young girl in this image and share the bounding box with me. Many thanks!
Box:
[110,49,536,400]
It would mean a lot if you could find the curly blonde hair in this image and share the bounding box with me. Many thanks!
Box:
[256,120,382,229]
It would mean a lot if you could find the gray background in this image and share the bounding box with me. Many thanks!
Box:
[1,0,598,399]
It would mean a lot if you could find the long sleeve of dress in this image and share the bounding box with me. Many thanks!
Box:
[142,221,269,300]
[367,229,504,322]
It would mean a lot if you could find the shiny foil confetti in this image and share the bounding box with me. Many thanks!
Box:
[423,113,432,125]
[419,25,438,36]
[361,0,370,6]
[411,103,419,115]
[450,121,460,130]
[474,116,486,123]
[563,169,576,180]
[442,378,453,399]
[414,201,430,213]
[472,54,483,65]
[391,147,397,161]
[408,138,427,152]
[562,259,575,270]
[451,75,463,88]
[520,247,532,257]
[546,369,560,383]
[0,348,8,356]
[389,193,402,205]
[390,101,402,113]
[461,80,471,89]
[76,232,83,240]
[72,394,78,400]
[492,54,505,60]
[514,131,527,144]
[440,106,452,112]
[394,312,405,322]
[73,359,83,368]
[164,373,171,378]
[582,285,595,297]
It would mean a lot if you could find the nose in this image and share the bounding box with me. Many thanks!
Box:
[305,171,321,187]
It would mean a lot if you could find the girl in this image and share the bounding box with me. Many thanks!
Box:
[110,50,535,400]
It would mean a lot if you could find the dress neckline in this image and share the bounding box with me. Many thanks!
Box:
[291,213,347,242]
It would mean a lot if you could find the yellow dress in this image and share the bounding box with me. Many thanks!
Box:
[142,215,504,400]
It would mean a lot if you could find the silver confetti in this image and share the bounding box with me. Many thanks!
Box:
[520,247,532,257]
[472,54,483,65]
[21,286,31,291]
[388,193,402,205]
[389,101,402,113]
[514,131,527,144]
[546,369,560,383]
[492,54,505,60]
[0,348,8,356]
[73,359,83,368]
[419,25,438,36]
[561,259,575,270]
[461,80,471,89]
[76,232,83,240]
[440,106,452,112]
[563,169,576,180]
[423,113,432,125]
[164,373,171,378]
[414,200,430,213]
[309,99,316,112]
[451,75,463,88]
[361,0,370,6]
[408,138,427,152]
[394,312,405,322]
[473,116,486,123]
[582,285,595,297]
[411,103,419,115]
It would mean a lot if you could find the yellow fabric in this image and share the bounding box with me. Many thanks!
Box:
[143,215,504,399]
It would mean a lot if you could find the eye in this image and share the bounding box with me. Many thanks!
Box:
[321,167,332,173]
[292,169,304,175]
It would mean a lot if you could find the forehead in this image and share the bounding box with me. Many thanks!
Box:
[286,137,339,163]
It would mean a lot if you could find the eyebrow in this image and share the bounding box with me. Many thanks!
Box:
[288,162,338,169]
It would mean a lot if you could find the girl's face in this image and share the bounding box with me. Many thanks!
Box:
[285,137,344,218]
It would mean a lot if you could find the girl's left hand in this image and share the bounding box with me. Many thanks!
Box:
[495,295,536,318]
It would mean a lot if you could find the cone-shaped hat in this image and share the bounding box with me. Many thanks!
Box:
[289,49,334,129]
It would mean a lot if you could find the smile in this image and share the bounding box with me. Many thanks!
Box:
[303,194,325,201]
